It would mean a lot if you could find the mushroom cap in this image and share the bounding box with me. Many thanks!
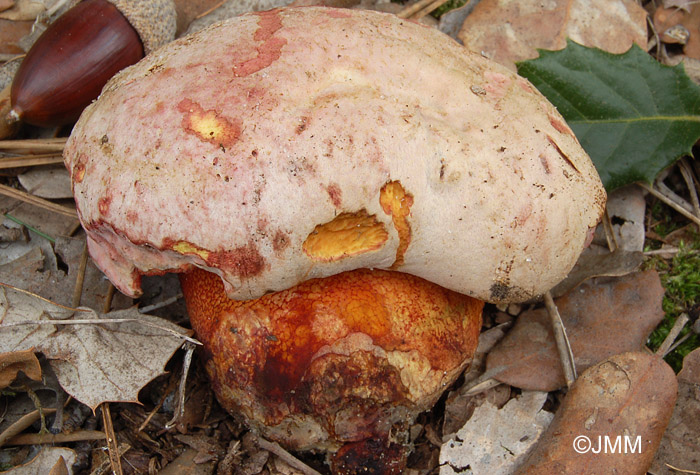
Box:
[180,267,483,460]
[64,7,606,304]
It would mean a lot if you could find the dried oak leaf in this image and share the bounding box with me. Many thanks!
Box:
[440,391,554,474]
[0,348,41,388]
[515,352,677,474]
[0,284,191,410]
[650,347,700,474]
[457,0,647,70]
[487,270,665,391]
[2,448,77,475]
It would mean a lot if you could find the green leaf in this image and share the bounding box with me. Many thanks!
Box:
[516,40,700,191]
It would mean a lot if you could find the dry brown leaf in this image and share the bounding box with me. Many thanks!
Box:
[650,347,700,474]
[487,271,665,391]
[2,447,77,474]
[664,0,696,12]
[654,4,700,61]
[0,284,192,410]
[0,18,32,54]
[458,0,648,70]
[549,249,644,298]
[0,0,16,13]
[0,348,41,388]
[17,166,73,199]
[516,352,677,474]
[440,391,554,474]
[0,0,45,20]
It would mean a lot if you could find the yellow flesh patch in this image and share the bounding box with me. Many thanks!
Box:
[173,241,211,260]
[302,211,389,262]
[379,181,413,269]
[190,111,228,143]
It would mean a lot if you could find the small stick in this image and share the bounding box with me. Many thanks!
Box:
[0,183,78,219]
[71,241,89,308]
[256,437,323,475]
[544,291,577,387]
[101,403,124,475]
[103,284,116,314]
[0,155,64,169]
[165,342,197,430]
[601,207,618,252]
[5,430,106,446]
[639,182,700,227]
[0,408,57,448]
[397,0,437,18]
[0,138,66,152]
[665,463,700,474]
[656,313,690,357]
[679,158,700,227]
[411,0,452,19]
[138,373,180,432]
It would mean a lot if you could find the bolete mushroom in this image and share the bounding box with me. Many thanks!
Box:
[63,6,605,472]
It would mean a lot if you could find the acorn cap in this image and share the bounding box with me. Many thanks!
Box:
[108,0,176,54]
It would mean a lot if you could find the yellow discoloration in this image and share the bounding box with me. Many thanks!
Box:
[380,181,413,269]
[190,111,228,142]
[173,241,211,260]
[302,211,388,262]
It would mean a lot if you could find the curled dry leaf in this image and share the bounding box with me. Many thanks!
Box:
[440,391,554,474]
[515,352,677,474]
[0,348,41,388]
[458,0,648,70]
[0,0,46,21]
[487,270,665,391]
[654,4,700,60]
[650,347,700,474]
[0,284,191,410]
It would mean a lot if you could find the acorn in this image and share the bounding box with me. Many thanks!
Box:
[7,0,176,127]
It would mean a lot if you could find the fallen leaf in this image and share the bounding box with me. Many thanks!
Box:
[17,166,73,199]
[0,348,41,388]
[0,0,45,20]
[654,4,700,60]
[438,0,480,40]
[0,18,32,54]
[650,347,700,474]
[0,195,80,239]
[2,447,77,474]
[517,41,700,191]
[549,249,644,298]
[487,271,665,391]
[0,284,192,410]
[439,391,554,474]
[604,185,647,251]
[0,0,15,13]
[664,0,695,12]
[457,0,647,70]
[515,352,677,474]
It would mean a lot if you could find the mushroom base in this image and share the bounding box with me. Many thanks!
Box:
[180,268,482,472]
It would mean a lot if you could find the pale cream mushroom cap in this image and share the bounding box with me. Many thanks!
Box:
[64,7,606,303]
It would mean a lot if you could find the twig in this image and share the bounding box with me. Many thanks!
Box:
[256,437,323,475]
[139,293,183,314]
[0,183,78,219]
[0,138,66,152]
[5,430,106,446]
[138,372,180,432]
[544,291,577,387]
[101,403,124,475]
[639,182,700,227]
[665,463,700,474]
[656,313,690,357]
[195,0,226,20]
[679,158,700,229]
[410,0,452,19]
[165,342,197,430]
[656,179,695,215]
[602,207,618,252]
[0,154,64,169]
[0,408,57,448]
[397,0,437,18]
[103,284,115,314]
[71,241,89,308]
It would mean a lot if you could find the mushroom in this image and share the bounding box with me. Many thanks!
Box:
[63,6,606,472]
